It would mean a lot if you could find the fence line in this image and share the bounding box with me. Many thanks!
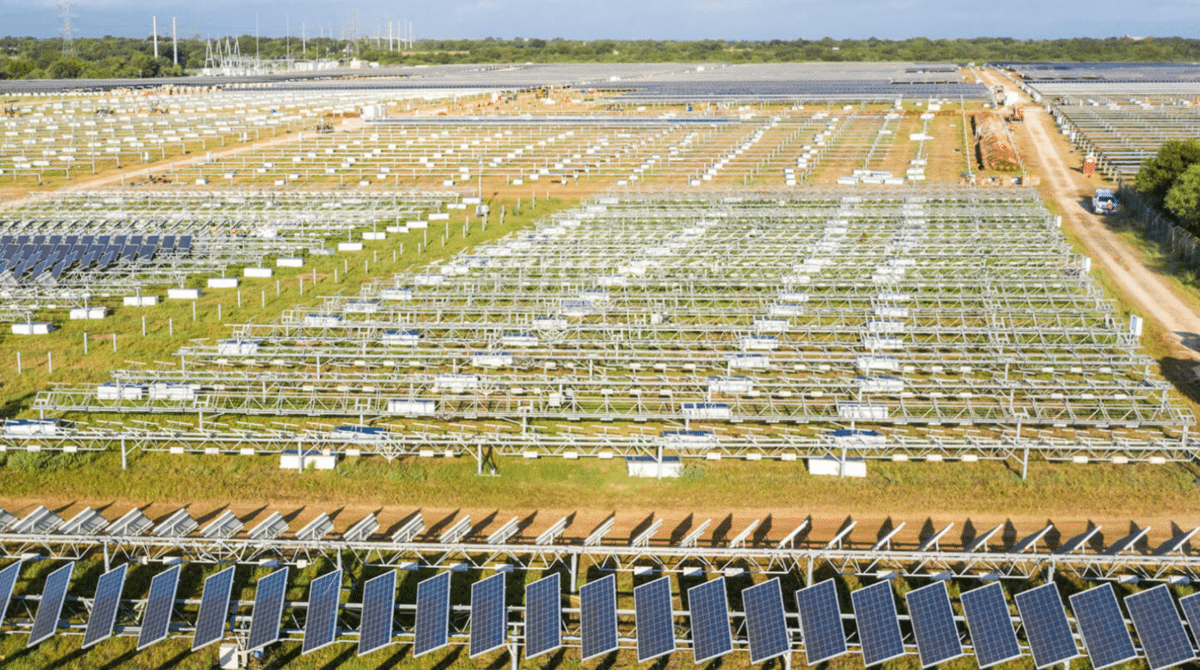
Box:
[1116,185,1200,272]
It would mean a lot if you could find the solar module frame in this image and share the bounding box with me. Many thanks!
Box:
[960,582,1022,669]
[524,573,562,660]
[469,572,507,659]
[0,560,22,628]
[742,578,790,664]
[82,563,129,649]
[28,562,75,648]
[1126,585,1196,670]
[413,571,452,657]
[795,578,849,665]
[1069,584,1138,670]
[247,567,290,652]
[302,569,343,655]
[579,574,619,661]
[689,577,734,664]
[192,566,236,652]
[850,581,906,667]
[1177,592,1200,649]
[635,576,676,663]
[358,570,397,656]
[905,581,965,668]
[1014,583,1080,670]
[137,565,181,651]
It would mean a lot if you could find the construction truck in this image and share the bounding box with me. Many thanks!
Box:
[1009,105,1024,122]
[315,114,334,134]
[1092,188,1118,215]
[2,100,18,117]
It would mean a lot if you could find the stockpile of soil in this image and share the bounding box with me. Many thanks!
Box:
[973,112,1021,171]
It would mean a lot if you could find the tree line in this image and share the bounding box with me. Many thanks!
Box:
[2,35,1199,79]
[1136,141,1200,236]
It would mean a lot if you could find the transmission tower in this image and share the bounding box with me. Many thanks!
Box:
[59,0,77,57]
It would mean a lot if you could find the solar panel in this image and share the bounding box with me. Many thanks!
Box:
[469,572,507,658]
[1070,584,1137,670]
[635,576,676,662]
[28,562,74,647]
[689,577,733,663]
[82,563,129,648]
[137,565,181,650]
[851,581,906,667]
[1176,592,1200,650]
[1014,583,1079,669]
[246,569,290,653]
[524,573,561,660]
[580,575,619,661]
[0,561,24,628]
[1126,585,1196,670]
[743,578,790,664]
[414,572,452,657]
[192,566,236,651]
[358,570,396,656]
[302,570,342,655]
[906,581,964,668]
[960,583,1022,669]
[795,579,848,665]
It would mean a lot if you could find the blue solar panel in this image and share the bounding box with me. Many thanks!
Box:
[247,568,289,652]
[192,566,236,651]
[689,578,733,663]
[743,578,790,664]
[795,579,848,665]
[906,581,964,668]
[635,576,676,662]
[0,561,22,627]
[358,571,396,656]
[1070,584,1137,670]
[961,582,1022,669]
[82,563,129,648]
[469,573,507,658]
[302,570,342,655]
[524,573,561,660]
[580,575,619,661]
[28,562,74,647]
[1014,583,1079,669]
[851,581,906,667]
[1126,585,1196,670]
[137,565,181,650]
[414,572,452,657]
[1179,592,1200,647]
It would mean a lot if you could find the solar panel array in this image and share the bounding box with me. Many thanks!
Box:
[851,580,906,667]
[137,565,181,650]
[960,582,1023,669]
[27,563,74,648]
[742,578,790,664]
[246,568,290,652]
[1070,584,1138,670]
[192,566,236,651]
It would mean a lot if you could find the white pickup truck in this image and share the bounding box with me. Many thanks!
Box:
[1092,188,1118,214]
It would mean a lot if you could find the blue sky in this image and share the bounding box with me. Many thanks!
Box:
[1,0,1195,41]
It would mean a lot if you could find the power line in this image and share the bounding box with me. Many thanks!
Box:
[58,0,76,57]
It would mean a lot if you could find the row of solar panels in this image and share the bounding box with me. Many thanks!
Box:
[0,234,192,280]
[5,558,1200,669]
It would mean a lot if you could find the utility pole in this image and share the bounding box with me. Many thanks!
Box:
[302,23,306,58]
[172,17,178,65]
[255,14,259,65]
[286,15,290,63]
[153,16,158,58]
[58,0,76,56]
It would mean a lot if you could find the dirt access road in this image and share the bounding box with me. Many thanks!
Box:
[977,69,1200,366]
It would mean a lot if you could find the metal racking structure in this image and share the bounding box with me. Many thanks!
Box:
[27,189,1195,473]
[0,507,1198,666]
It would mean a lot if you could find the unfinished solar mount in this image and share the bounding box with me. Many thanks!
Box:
[22,189,1196,474]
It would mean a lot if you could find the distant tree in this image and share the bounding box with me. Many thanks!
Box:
[46,56,87,79]
[5,58,34,79]
[1136,139,1200,206]
[1165,163,1200,234]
